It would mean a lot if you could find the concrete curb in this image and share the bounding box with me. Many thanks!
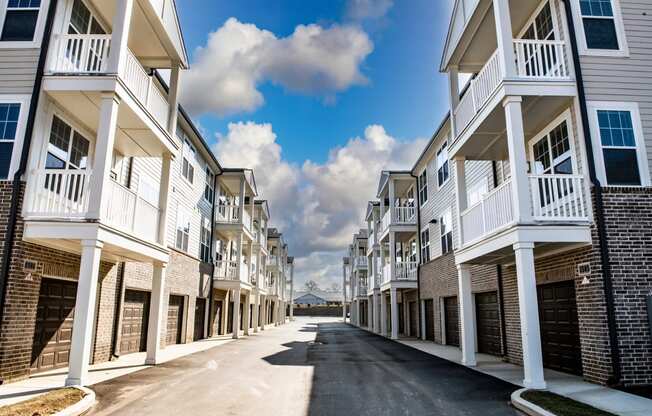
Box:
[511,388,557,416]
[52,386,96,416]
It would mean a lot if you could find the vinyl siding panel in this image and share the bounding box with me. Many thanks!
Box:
[0,49,39,94]
[578,0,652,179]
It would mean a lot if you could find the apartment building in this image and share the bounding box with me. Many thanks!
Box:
[0,0,294,387]
[266,228,291,326]
[365,201,381,333]
[341,256,350,322]
[348,230,368,328]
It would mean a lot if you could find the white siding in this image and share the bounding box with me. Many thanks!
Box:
[0,49,39,94]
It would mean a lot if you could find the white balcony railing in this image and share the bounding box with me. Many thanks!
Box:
[454,39,571,137]
[461,174,589,246]
[267,255,279,267]
[354,257,367,268]
[382,262,417,284]
[215,202,253,231]
[215,261,238,280]
[394,206,416,224]
[50,35,170,131]
[25,169,160,243]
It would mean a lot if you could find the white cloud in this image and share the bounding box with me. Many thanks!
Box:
[345,0,394,21]
[212,122,427,288]
[181,18,373,117]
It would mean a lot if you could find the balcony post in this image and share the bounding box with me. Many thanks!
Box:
[232,287,241,339]
[454,157,467,246]
[390,288,399,340]
[145,260,167,365]
[367,295,373,329]
[243,290,251,336]
[157,152,172,245]
[253,291,259,333]
[238,177,245,223]
[389,231,396,282]
[448,66,460,135]
[514,242,546,389]
[492,0,517,78]
[380,292,388,336]
[235,233,243,282]
[388,177,396,223]
[107,0,134,74]
[87,93,120,220]
[249,190,255,230]
[457,264,477,366]
[65,239,103,386]
[167,62,181,135]
[503,96,532,223]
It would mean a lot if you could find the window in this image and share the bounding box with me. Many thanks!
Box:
[588,103,649,186]
[175,206,191,252]
[418,170,428,205]
[531,119,573,175]
[0,102,20,179]
[204,167,215,203]
[200,217,211,263]
[1,0,41,42]
[522,2,555,41]
[45,115,90,170]
[420,228,430,263]
[436,141,449,187]
[440,209,453,255]
[67,0,104,35]
[467,178,488,206]
[182,139,195,184]
[572,0,627,55]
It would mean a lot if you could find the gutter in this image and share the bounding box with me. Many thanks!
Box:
[410,172,423,340]
[111,262,127,358]
[491,161,508,357]
[0,0,59,358]
[561,0,621,385]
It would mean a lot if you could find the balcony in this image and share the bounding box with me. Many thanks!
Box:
[267,255,279,267]
[215,261,238,281]
[382,261,418,285]
[215,203,253,235]
[353,257,367,269]
[454,39,572,140]
[460,174,590,247]
[25,169,161,244]
[381,206,417,234]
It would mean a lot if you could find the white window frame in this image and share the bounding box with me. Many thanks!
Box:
[175,204,191,253]
[181,138,195,185]
[0,0,50,48]
[39,109,95,170]
[0,94,30,179]
[467,177,489,207]
[587,101,650,187]
[527,109,579,175]
[439,208,453,255]
[418,169,428,207]
[199,217,211,263]
[420,226,430,264]
[516,0,561,41]
[569,0,629,57]
[436,140,450,188]
[204,166,214,203]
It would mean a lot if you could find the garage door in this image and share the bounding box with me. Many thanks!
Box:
[120,290,150,354]
[409,301,418,337]
[538,281,582,375]
[424,299,435,341]
[194,298,206,342]
[31,278,76,373]
[444,296,459,347]
[166,295,184,345]
[213,300,222,335]
[476,291,501,355]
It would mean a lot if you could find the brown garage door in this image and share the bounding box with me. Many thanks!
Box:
[444,296,460,347]
[194,298,206,341]
[120,290,150,354]
[409,301,418,337]
[476,291,501,355]
[166,295,184,345]
[424,299,435,341]
[31,278,76,373]
[538,281,582,375]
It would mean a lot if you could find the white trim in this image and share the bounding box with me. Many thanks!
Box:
[587,101,650,187]
[515,0,561,41]
[568,0,629,57]
[527,108,579,175]
[0,94,30,179]
[0,0,50,49]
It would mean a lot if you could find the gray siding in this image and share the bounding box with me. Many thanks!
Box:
[578,0,652,179]
[0,49,39,94]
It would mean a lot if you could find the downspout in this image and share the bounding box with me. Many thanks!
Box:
[111,262,126,358]
[207,171,221,337]
[491,161,508,357]
[411,172,423,340]
[0,0,59,341]
[561,0,621,386]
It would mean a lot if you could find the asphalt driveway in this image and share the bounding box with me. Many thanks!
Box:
[87,318,518,415]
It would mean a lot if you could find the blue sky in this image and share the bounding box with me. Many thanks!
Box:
[177,0,452,164]
[175,0,454,288]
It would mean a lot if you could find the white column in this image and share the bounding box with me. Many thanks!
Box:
[492,0,517,78]
[454,157,467,247]
[235,234,243,282]
[87,93,120,220]
[238,177,246,223]
[356,299,361,326]
[514,242,546,389]
[390,288,399,340]
[504,96,532,223]
[167,62,180,135]
[232,287,241,339]
[388,178,396,223]
[243,291,251,336]
[373,292,380,333]
[220,291,229,336]
[367,296,372,329]
[380,292,388,336]
[65,240,103,386]
[448,66,460,136]
[458,264,477,366]
[157,153,172,245]
[389,231,396,282]
[260,296,266,331]
[253,292,259,333]
[107,0,134,74]
[145,261,167,365]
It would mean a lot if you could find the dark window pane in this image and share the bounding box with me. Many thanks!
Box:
[1,10,38,41]
[45,153,66,169]
[553,157,573,175]
[0,142,14,179]
[603,148,641,185]
[583,18,619,50]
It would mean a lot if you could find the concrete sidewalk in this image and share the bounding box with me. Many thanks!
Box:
[398,339,652,416]
[0,332,243,407]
